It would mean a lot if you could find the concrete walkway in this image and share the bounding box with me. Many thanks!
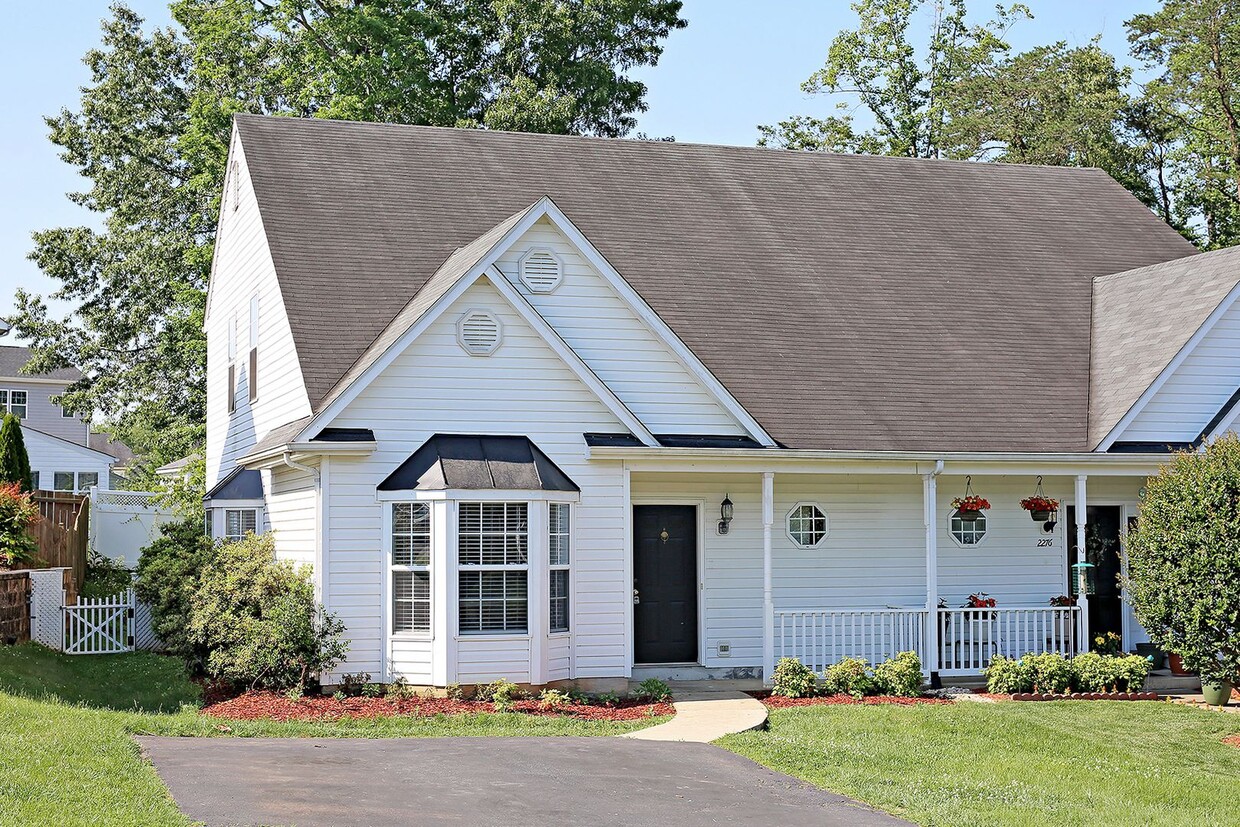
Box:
[622,683,768,743]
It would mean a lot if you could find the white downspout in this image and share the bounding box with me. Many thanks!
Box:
[923,460,944,682]
[762,471,775,686]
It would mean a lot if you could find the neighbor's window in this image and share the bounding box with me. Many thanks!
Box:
[77,472,98,492]
[549,503,571,633]
[224,508,258,542]
[53,471,74,492]
[950,511,987,546]
[31,471,39,490]
[787,503,829,547]
[458,502,528,634]
[60,401,74,418]
[391,502,431,633]
[0,390,28,419]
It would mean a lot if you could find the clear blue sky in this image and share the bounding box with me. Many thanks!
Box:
[0,0,1151,330]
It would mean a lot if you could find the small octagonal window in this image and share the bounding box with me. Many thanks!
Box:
[787,503,829,547]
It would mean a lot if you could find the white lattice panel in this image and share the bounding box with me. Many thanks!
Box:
[28,569,65,651]
[93,490,156,508]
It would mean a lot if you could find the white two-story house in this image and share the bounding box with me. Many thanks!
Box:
[204,114,1236,688]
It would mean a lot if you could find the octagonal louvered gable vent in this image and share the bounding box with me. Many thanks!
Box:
[519,248,563,293]
[457,309,503,355]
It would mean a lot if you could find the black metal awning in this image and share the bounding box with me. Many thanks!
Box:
[378,435,579,492]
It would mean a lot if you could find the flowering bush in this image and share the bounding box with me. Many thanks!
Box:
[1093,631,1123,656]
[1048,594,1077,607]
[951,495,990,512]
[1019,495,1059,513]
[0,482,38,568]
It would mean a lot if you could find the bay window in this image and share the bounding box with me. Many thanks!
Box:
[224,508,258,541]
[549,503,570,633]
[458,502,528,634]
[391,503,431,633]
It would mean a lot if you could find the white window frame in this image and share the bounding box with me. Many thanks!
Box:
[786,502,829,548]
[60,400,74,418]
[548,502,571,634]
[948,509,989,547]
[457,501,529,635]
[390,502,432,636]
[53,471,75,492]
[76,472,99,493]
[226,315,238,414]
[223,508,259,542]
[248,295,259,403]
[0,389,28,419]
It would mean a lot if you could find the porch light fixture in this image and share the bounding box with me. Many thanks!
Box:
[718,494,734,535]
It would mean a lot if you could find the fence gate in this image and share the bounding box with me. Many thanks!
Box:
[64,588,135,654]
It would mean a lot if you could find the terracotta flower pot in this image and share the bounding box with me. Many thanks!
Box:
[1169,653,1193,676]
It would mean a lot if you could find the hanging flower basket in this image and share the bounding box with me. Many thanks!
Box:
[1020,478,1059,524]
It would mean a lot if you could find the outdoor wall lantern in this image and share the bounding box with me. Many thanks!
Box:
[718,494,734,535]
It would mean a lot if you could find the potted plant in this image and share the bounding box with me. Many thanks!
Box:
[1049,595,1076,643]
[1135,642,1167,670]
[951,477,989,523]
[1020,495,1059,523]
[1201,675,1234,707]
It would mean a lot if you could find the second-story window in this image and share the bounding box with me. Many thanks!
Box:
[227,315,237,414]
[0,390,28,419]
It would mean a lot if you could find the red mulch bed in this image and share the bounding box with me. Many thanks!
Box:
[202,691,673,722]
[747,691,953,708]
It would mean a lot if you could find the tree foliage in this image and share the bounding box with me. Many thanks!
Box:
[0,415,33,493]
[134,517,217,669]
[9,1,686,471]
[1129,0,1240,248]
[1125,435,1240,685]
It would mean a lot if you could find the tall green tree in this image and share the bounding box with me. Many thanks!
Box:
[758,0,1029,157]
[10,1,687,473]
[0,415,33,493]
[1129,0,1240,248]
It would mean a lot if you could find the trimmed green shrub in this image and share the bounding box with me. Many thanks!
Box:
[984,654,1034,694]
[187,533,347,691]
[538,688,572,710]
[633,677,672,702]
[1071,652,1110,692]
[1025,652,1074,694]
[1126,434,1240,686]
[1114,654,1151,691]
[771,657,817,698]
[874,651,923,697]
[822,657,875,698]
[134,518,217,669]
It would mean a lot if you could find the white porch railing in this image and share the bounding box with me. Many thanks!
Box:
[774,606,1081,677]
[936,606,1080,674]
[775,608,928,674]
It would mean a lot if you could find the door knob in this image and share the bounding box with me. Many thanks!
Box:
[633,588,640,605]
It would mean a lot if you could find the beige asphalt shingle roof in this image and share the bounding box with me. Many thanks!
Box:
[1089,247,1240,448]
[235,115,1198,452]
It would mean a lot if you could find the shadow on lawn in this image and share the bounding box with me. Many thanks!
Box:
[0,643,200,713]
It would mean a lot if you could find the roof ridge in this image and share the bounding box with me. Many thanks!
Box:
[234,113,1110,175]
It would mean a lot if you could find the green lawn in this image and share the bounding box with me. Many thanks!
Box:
[0,644,660,827]
[720,701,1240,827]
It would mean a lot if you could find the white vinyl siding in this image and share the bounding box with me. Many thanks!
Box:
[1121,298,1240,443]
[494,217,747,436]
[325,280,627,684]
[266,464,316,569]
[205,130,312,491]
[23,429,112,496]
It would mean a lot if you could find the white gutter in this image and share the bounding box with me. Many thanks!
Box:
[240,440,376,468]
[585,445,1170,465]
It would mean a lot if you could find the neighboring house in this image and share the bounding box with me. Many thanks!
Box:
[206,114,1229,687]
[0,346,122,493]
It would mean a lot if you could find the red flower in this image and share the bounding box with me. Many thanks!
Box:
[951,495,991,511]
[1020,495,1059,512]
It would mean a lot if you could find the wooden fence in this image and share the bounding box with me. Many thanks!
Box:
[30,491,88,590]
[0,571,31,645]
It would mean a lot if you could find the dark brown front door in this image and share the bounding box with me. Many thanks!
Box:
[1068,505,1125,643]
[634,505,698,664]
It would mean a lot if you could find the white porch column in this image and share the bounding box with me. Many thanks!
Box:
[761,471,775,685]
[1075,474,1091,653]
[922,465,941,676]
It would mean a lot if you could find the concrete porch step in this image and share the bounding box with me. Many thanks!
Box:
[1145,670,1201,693]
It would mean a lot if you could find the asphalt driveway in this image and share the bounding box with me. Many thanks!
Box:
[137,736,909,827]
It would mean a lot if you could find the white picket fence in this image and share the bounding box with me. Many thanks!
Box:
[64,589,135,654]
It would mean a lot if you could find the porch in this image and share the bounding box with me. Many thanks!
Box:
[615,455,1161,683]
